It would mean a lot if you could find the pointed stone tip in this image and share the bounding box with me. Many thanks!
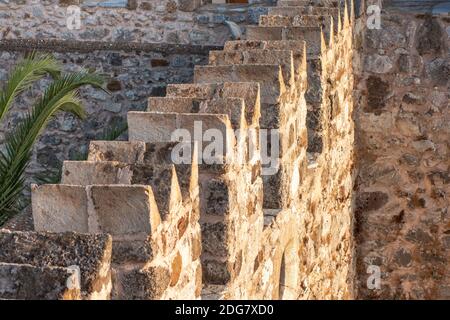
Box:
[320,28,327,53]
[169,165,183,216]
[338,5,342,32]
[329,16,335,47]
[344,0,350,27]
[189,141,200,200]
[302,41,307,69]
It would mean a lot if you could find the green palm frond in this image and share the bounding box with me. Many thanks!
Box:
[34,167,63,186]
[0,52,61,122]
[99,120,128,141]
[0,71,105,221]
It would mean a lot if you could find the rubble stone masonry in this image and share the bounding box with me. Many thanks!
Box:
[0,0,448,300]
[0,0,274,182]
[354,3,449,299]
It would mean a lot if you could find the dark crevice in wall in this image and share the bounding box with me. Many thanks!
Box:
[0,39,223,55]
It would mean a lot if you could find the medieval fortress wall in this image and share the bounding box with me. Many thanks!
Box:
[0,0,278,184]
[0,0,448,300]
[354,1,449,299]
[0,0,275,45]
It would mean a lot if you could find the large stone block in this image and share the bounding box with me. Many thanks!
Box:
[88,185,160,238]
[148,97,200,114]
[194,65,284,105]
[88,141,180,167]
[202,259,230,285]
[259,14,332,28]
[278,0,339,7]
[0,230,112,299]
[128,112,178,142]
[0,263,80,300]
[166,82,261,126]
[246,26,323,47]
[88,141,146,163]
[32,184,89,233]
[201,222,228,258]
[61,161,133,185]
[178,0,202,12]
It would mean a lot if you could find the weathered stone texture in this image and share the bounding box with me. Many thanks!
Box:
[0,0,273,45]
[0,263,81,300]
[7,0,448,302]
[354,9,449,299]
[0,0,358,301]
[0,49,207,190]
[31,159,203,299]
[0,230,112,299]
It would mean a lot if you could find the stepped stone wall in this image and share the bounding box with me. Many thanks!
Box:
[0,0,273,183]
[0,0,447,300]
[32,141,203,299]
[0,49,209,187]
[0,0,357,300]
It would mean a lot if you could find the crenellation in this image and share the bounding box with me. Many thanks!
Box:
[29,139,202,299]
[148,97,248,129]
[278,0,339,7]
[2,0,444,302]
[87,141,147,164]
[268,5,340,17]
[208,49,297,88]
[259,14,335,34]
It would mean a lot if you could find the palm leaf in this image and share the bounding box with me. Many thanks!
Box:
[0,71,105,221]
[0,52,61,122]
[34,167,63,186]
[98,119,128,141]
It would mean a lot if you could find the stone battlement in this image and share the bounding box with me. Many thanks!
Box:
[1,0,355,300]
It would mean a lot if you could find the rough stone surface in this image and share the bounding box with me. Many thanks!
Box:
[0,49,207,189]
[0,0,273,45]
[0,263,81,300]
[29,139,202,299]
[354,8,449,299]
[0,230,112,299]
[1,0,447,301]
[1,0,356,301]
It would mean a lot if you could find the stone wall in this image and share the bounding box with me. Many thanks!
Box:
[32,141,203,299]
[301,10,356,298]
[0,47,209,184]
[163,0,356,300]
[354,5,449,299]
[0,0,274,190]
[0,230,112,299]
[1,0,358,300]
[0,0,274,45]
[2,0,448,301]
